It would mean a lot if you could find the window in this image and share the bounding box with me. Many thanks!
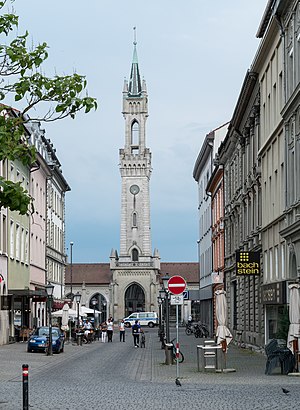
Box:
[25,230,29,264]
[133,212,137,227]
[131,121,139,145]
[15,224,20,260]
[10,220,14,258]
[132,249,139,261]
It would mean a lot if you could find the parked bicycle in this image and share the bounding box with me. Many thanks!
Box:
[170,338,184,363]
[185,322,196,335]
[194,322,209,338]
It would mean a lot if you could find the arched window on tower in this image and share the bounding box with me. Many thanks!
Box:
[132,248,139,261]
[131,121,139,154]
[133,212,137,227]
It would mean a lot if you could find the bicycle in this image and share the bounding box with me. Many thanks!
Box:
[170,338,184,363]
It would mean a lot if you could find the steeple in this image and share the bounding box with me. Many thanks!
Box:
[128,27,142,96]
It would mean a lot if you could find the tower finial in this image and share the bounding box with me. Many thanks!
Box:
[133,26,137,46]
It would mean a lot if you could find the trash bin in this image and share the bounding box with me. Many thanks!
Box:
[165,343,173,365]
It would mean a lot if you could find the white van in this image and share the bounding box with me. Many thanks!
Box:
[123,312,158,328]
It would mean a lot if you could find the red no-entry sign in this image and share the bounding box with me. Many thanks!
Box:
[167,275,186,295]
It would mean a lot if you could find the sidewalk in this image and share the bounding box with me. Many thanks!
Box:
[135,327,269,384]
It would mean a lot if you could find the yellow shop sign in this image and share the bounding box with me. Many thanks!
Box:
[236,251,260,275]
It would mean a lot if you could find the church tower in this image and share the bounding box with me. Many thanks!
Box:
[110,32,160,320]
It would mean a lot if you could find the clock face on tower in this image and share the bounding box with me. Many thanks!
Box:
[130,184,140,195]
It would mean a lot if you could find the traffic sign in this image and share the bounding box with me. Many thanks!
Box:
[170,295,184,305]
[167,275,186,295]
[182,290,189,300]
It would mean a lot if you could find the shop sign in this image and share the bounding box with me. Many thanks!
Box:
[0,295,11,310]
[236,251,260,275]
[261,282,286,305]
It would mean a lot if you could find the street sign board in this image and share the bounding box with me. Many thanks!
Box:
[170,294,184,305]
[182,290,189,300]
[167,275,186,295]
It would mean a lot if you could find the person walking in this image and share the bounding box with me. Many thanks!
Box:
[100,321,107,343]
[132,319,140,348]
[119,319,125,342]
[107,317,114,342]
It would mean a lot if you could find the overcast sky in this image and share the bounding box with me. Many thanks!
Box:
[12,1,267,263]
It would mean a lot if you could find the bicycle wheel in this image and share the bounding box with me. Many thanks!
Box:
[185,328,192,336]
[177,351,184,363]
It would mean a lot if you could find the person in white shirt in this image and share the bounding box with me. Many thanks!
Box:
[119,319,125,342]
[107,318,114,342]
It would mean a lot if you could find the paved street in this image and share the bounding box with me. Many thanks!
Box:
[0,328,300,409]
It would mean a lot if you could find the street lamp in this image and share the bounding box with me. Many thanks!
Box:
[74,292,81,329]
[102,301,107,323]
[157,296,163,346]
[161,274,170,343]
[70,241,74,297]
[91,298,97,327]
[45,284,54,356]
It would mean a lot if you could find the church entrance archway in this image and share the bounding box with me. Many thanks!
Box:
[125,284,145,317]
[89,293,107,324]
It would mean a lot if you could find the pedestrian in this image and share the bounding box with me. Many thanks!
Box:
[132,319,140,347]
[140,329,145,348]
[119,319,125,342]
[100,321,107,343]
[107,318,114,342]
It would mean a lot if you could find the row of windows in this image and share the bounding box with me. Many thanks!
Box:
[264,243,286,282]
[9,220,29,264]
[47,259,63,284]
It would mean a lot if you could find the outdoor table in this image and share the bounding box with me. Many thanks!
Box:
[197,344,224,372]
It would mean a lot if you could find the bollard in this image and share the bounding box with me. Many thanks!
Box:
[165,343,173,365]
[77,333,82,346]
[22,364,29,410]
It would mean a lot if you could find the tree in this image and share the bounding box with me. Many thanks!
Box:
[0,0,97,214]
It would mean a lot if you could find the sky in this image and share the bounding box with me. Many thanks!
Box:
[11,1,267,263]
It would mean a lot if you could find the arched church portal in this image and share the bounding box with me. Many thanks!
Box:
[125,284,145,316]
[89,293,107,323]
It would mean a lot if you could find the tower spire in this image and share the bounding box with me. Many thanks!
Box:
[128,27,141,96]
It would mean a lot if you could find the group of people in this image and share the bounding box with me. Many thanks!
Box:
[98,318,145,347]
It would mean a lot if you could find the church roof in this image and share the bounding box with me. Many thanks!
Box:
[65,263,111,285]
[160,262,199,285]
[65,262,199,286]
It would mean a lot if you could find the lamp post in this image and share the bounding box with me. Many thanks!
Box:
[70,241,74,297]
[157,295,163,346]
[162,274,170,344]
[102,301,107,323]
[45,284,54,356]
[74,292,81,329]
[91,298,97,328]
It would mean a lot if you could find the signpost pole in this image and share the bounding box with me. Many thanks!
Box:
[176,304,179,378]
[168,276,186,382]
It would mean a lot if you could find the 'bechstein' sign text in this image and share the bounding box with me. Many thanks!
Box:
[236,251,260,275]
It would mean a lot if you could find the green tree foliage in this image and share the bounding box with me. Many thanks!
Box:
[0,0,97,214]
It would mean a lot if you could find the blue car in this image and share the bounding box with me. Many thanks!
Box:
[27,326,64,353]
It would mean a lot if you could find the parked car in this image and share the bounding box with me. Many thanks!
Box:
[27,326,64,353]
[123,312,158,328]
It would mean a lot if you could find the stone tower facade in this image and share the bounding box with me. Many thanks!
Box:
[109,39,160,321]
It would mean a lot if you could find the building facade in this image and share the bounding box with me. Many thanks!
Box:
[193,124,228,335]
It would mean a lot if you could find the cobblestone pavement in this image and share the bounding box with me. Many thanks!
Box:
[0,328,300,409]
